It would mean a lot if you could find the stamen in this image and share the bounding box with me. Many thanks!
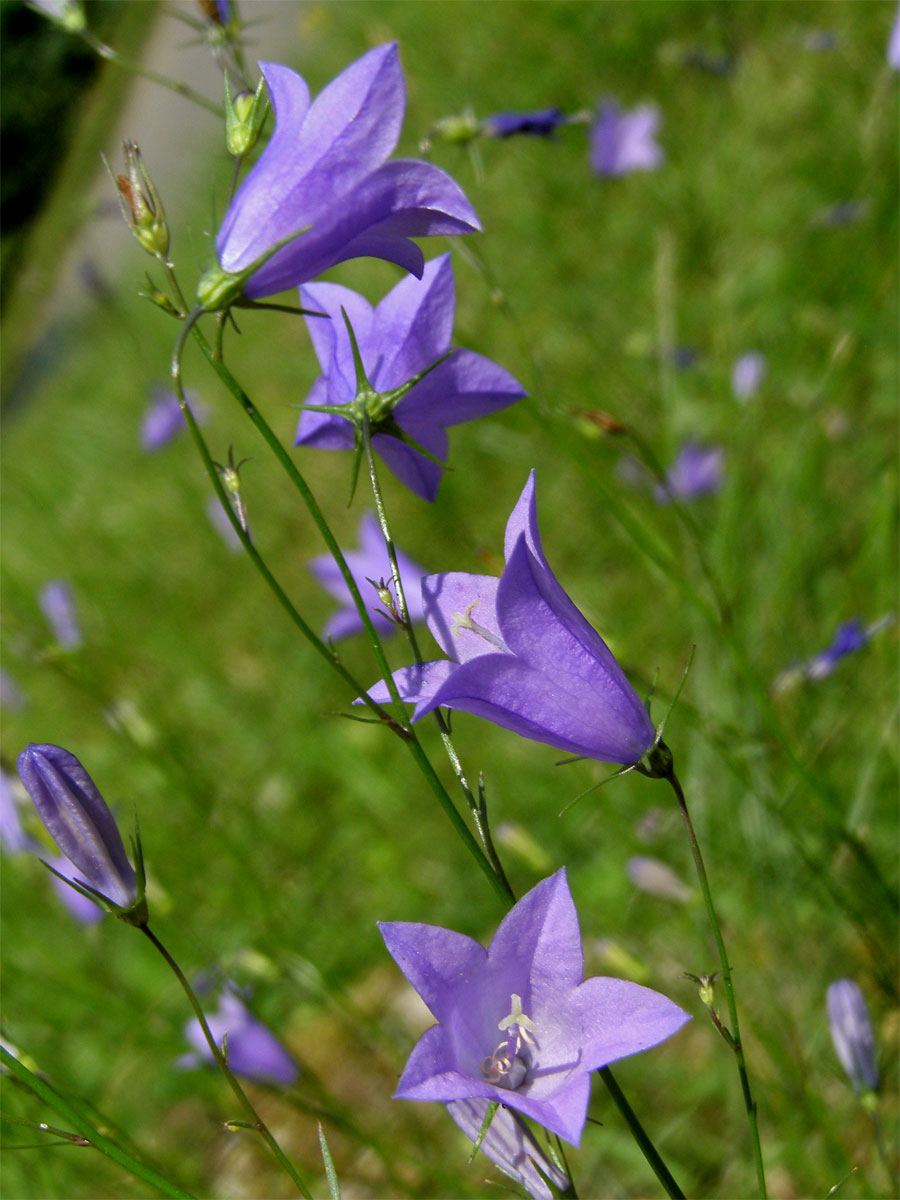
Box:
[451,602,508,651]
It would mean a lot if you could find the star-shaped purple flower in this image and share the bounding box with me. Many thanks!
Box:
[654,442,724,503]
[181,987,299,1087]
[362,471,656,765]
[309,513,427,640]
[380,869,688,1196]
[591,100,663,177]
[294,253,525,500]
[209,45,480,303]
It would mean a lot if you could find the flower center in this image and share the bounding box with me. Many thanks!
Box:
[451,602,509,652]
[480,993,536,1091]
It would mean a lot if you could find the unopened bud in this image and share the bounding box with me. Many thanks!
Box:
[109,141,169,261]
[225,74,267,156]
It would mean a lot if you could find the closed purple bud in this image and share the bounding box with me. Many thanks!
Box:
[16,744,137,911]
[483,108,567,139]
[38,580,81,648]
[827,980,879,1092]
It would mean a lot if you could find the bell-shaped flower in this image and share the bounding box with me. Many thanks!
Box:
[362,471,656,765]
[591,100,663,177]
[295,254,525,500]
[654,442,724,503]
[827,979,879,1093]
[16,744,142,916]
[380,868,688,1191]
[141,386,206,452]
[731,351,766,401]
[446,1098,570,1200]
[180,988,299,1087]
[309,513,427,640]
[203,44,480,308]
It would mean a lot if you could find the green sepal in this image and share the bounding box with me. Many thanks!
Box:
[196,223,311,312]
[467,1100,499,1165]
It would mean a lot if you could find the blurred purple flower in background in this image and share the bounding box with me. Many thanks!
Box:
[827,980,879,1093]
[181,988,299,1086]
[888,4,900,69]
[141,386,205,452]
[207,45,480,304]
[627,856,693,904]
[731,351,766,401]
[804,618,890,680]
[46,856,107,924]
[483,108,567,139]
[38,580,81,648]
[309,513,427,640]
[380,869,688,1197]
[654,442,724,503]
[591,101,663,177]
[0,669,27,711]
[205,496,243,552]
[295,254,525,500]
[364,471,656,765]
[16,744,138,912]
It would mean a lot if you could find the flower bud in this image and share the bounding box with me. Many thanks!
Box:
[827,979,879,1093]
[225,74,267,157]
[16,744,142,917]
[109,141,169,261]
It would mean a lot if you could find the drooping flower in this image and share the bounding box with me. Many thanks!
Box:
[591,100,663,177]
[38,580,81,648]
[654,442,724,503]
[16,744,140,914]
[294,254,525,500]
[180,987,299,1086]
[362,471,656,765]
[827,979,879,1093]
[380,869,688,1198]
[731,351,766,401]
[201,44,480,308]
[141,386,205,452]
[309,513,427,640]
[483,108,568,139]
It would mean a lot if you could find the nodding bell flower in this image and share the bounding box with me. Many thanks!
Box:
[199,44,480,310]
[180,987,299,1086]
[380,869,688,1199]
[109,141,169,261]
[827,979,879,1094]
[16,744,145,922]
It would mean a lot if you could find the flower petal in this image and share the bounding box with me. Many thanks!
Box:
[398,349,525,427]
[379,922,486,1021]
[299,282,374,383]
[487,869,583,997]
[371,427,447,501]
[371,253,455,386]
[445,1099,570,1200]
[358,659,458,708]
[564,976,690,1072]
[421,573,502,662]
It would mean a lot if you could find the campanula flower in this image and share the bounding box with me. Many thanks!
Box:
[773,616,892,692]
[141,386,206,452]
[591,101,663,176]
[16,744,141,915]
[206,495,243,551]
[38,580,81,648]
[0,669,27,711]
[180,988,299,1086]
[889,3,900,69]
[309,513,427,640]
[294,254,525,500]
[363,471,656,765]
[46,856,106,924]
[731,351,766,401]
[202,45,480,308]
[446,1099,570,1200]
[484,108,567,139]
[380,868,688,1194]
[827,979,879,1093]
[654,442,724,503]
[627,856,693,904]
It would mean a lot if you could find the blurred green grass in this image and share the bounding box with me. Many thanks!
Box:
[1,1,897,1197]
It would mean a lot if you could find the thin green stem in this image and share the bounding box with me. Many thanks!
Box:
[598,1067,685,1199]
[665,769,767,1198]
[79,30,222,116]
[139,926,311,1197]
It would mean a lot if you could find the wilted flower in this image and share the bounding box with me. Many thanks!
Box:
[16,744,140,914]
[626,856,693,904]
[483,108,568,139]
[654,442,724,503]
[827,980,879,1093]
[363,471,656,765]
[181,988,299,1086]
[309,513,427,640]
[295,254,525,500]
[591,101,663,177]
[141,386,206,452]
[731,351,766,401]
[380,869,688,1198]
[201,44,480,308]
[38,580,81,648]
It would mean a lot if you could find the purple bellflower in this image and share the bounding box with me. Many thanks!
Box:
[202,44,480,308]
[483,108,568,139]
[827,979,879,1093]
[889,3,900,69]
[627,856,693,904]
[309,512,427,640]
[363,471,657,765]
[731,351,766,401]
[181,988,299,1086]
[591,101,663,177]
[654,442,724,503]
[294,253,525,500]
[38,580,81,648]
[773,616,892,692]
[16,744,142,917]
[141,386,205,452]
[380,869,688,1197]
